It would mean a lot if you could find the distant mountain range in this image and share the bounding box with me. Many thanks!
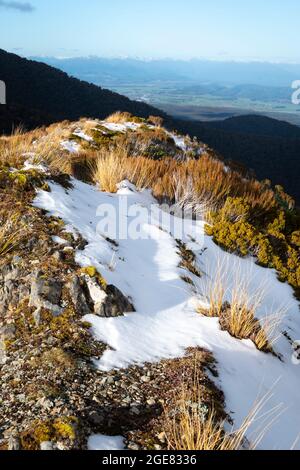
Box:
[32,56,300,87]
[1,49,300,202]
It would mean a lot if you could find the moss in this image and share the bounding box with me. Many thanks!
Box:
[81,266,107,290]
[53,416,78,440]
[81,265,97,277]
[21,416,78,449]
[5,169,47,191]
[91,127,122,148]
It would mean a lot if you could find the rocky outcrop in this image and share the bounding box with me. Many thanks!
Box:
[94,284,135,318]
[0,262,30,316]
[29,271,63,317]
[69,273,135,318]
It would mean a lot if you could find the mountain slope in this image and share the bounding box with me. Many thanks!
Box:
[204,114,300,139]
[1,117,299,450]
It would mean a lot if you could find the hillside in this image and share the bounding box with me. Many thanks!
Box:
[204,114,300,139]
[0,114,299,450]
[0,49,164,134]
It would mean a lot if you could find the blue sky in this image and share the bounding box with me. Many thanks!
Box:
[1,0,299,62]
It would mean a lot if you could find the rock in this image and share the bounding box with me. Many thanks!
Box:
[68,275,92,316]
[141,375,151,383]
[0,265,30,315]
[130,406,140,415]
[29,271,62,315]
[158,432,166,443]
[88,411,104,426]
[147,398,156,406]
[52,251,64,262]
[0,324,16,341]
[8,436,20,451]
[0,346,7,365]
[40,441,54,451]
[127,442,140,451]
[93,284,135,318]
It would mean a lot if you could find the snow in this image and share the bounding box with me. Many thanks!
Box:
[61,140,80,153]
[73,129,93,142]
[169,133,187,151]
[168,132,205,155]
[52,235,68,245]
[33,177,300,450]
[88,434,125,451]
[99,121,141,133]
[23,159,49,173]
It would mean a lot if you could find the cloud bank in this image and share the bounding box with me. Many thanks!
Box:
[0,0,35,12]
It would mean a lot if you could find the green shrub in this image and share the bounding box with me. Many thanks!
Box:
[206,197,300,300]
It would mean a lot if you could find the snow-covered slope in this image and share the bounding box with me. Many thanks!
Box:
[33,176,300,450]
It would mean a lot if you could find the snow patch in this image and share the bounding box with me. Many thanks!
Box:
[88,434,125,451]
[33,177,300,450]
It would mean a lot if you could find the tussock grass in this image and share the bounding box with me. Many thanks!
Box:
[165,372,280,450]
[92,148,127,193]
[1,119,276,219]
[198,260,284,352]
[105,111,143,124]
[0,214,24,256]
[91,144,274,213]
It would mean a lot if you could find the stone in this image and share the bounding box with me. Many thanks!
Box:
[158,432,166,443]
[88,411,104,426]
[0,324,16,341]
[147,398,156,406]
[141,375,151,383]
[68,275,92,316]
[0,265,30,315]
[8,436,20,451]
[40,441,54,451]
[29,271,62,315]
[93,284,135,318]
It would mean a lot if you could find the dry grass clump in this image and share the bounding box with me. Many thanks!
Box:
[198,263,283,353]
[0,125,70,169]
[164,364,278,450]
[0,213,25,256]
[91,147,127,192]
[91,143,276,218]
[0,126,38,167]
[148,115,164,127]
[105,111,143,124]
[39,347,76,371]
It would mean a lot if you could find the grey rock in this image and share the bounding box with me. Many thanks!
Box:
[88,411,104,426]
[68,275,92,315]
[0,324,16,341]
[8,436,20,451]
[94,284,135,318]
[40,441,54,451]
[0,265,30,315]
[29,271,62,315]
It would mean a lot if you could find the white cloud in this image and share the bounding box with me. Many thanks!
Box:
[0,0,34,12]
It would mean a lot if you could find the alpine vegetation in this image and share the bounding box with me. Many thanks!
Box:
[0,112,299,452]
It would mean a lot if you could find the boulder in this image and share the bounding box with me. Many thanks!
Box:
[93,284,135,318]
